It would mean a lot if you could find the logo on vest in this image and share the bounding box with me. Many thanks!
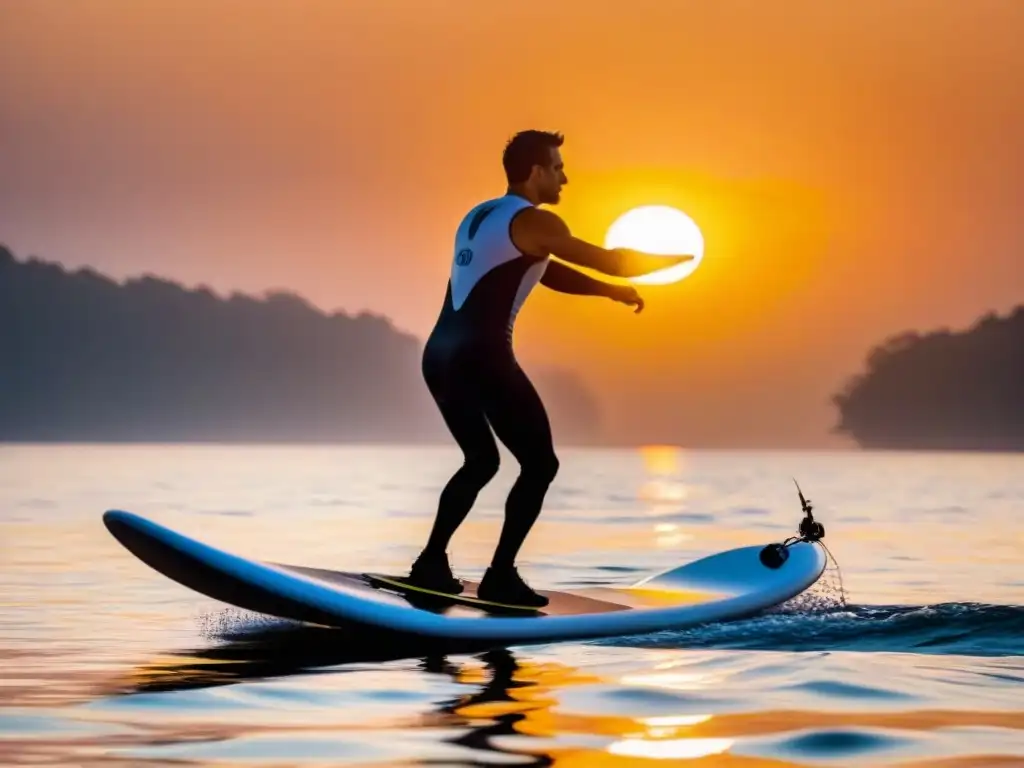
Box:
[456,248,473,266]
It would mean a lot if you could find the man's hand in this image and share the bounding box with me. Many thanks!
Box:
[613,248,694,277]
[538,260,646,312]
[607,284,645,313]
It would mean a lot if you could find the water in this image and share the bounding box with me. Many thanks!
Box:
[1,444,1021,766]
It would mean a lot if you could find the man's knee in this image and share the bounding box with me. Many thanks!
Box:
[463,452,500,485]
[524,452,559,485]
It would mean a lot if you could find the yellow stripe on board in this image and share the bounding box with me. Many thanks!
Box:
[619,586,723,605]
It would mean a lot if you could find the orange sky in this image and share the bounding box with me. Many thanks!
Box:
[1,0,1022,447]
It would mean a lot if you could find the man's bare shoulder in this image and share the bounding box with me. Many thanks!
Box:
[516,206,568,232]
[511,207,569,256]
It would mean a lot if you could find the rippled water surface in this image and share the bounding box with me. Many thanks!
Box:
[1,444,1022,766]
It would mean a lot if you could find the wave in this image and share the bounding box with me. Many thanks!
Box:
[597,601,1024,657]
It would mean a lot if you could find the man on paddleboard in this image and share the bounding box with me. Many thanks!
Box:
[407,130,691,607]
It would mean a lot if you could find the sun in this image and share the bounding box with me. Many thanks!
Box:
[604,205,705,285]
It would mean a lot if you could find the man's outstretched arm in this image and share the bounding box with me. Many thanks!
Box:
[540,260,645,312]
[514,207,692,278]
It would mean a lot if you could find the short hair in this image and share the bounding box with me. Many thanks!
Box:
[502,130,564,183]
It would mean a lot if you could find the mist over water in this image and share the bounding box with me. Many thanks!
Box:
[1,444,1021,766]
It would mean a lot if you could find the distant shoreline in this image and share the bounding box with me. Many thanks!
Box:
[3,245,1021,452]
[3,439,1021,456]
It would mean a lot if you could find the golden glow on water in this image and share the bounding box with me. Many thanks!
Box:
[11,634,1024,767]
[1,445,1022,765]
[639,444,687,475]
[607,736,734,759]
[641,714,713,727]
[637,445,692,521]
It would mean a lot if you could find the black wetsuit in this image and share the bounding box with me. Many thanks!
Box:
[421,194,559,570]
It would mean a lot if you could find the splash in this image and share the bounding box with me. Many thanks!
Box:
[195,607,295,640]
[773,541,848,615]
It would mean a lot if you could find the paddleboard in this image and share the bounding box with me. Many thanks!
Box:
[102,509,827,644]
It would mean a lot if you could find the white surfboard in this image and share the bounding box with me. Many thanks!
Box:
[103,509,827,645]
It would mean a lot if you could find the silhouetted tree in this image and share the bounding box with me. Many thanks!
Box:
[832,305,1024,450]
[0,245,603,444]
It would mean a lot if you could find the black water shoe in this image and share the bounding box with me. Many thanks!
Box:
[477,566,549,608]
[406,551,463,595]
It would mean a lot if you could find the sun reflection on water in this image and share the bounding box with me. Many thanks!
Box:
[608,736,734,760]
[637,445,689,506]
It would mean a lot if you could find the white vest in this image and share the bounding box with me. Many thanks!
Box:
[449,195,549,329]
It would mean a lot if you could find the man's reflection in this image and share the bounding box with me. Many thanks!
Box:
[111,624,553,766]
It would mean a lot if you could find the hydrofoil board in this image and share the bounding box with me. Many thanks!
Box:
[103,503,828,644]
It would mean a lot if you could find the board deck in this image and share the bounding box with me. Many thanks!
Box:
[102,509,828,644]
[276,565,631,617]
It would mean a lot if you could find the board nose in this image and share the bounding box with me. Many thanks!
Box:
[102,509,156,557]
[103,508,134,535]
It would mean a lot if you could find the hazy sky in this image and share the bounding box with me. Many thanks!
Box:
[2,0,1022,447]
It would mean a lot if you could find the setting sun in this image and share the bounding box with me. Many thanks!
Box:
[604,205,705,285]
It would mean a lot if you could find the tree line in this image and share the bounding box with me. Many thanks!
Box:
[832,305,1023,451]
[0,245,602,444]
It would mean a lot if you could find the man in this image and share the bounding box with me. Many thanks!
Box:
[408,130,692,607]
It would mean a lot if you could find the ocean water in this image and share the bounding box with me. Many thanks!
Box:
[1,444,1021,767]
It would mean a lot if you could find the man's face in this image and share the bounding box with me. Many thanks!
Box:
[534,147,568,204]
